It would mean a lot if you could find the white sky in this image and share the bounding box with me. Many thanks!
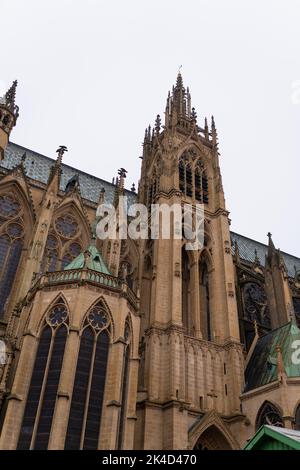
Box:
[1,0,300,257]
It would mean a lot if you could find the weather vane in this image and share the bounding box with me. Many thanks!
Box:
[178,64,182,73]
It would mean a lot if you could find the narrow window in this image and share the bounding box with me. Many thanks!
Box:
[65,302,110,450]
[17,301,68,449]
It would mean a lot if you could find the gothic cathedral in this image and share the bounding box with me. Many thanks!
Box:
[0,74,300,450]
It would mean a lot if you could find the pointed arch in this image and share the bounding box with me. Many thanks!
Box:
[193,425,232,450]
[81,296,114,337]
[64,297,111,449]
[41,200,90,273]
[35,292,70,334]
[189,411,239,450]
[177,146,210,204]
[0,181,35,317]
[255,401,284,430]
[17,298,69,449]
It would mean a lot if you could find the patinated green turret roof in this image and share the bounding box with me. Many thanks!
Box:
[64,244,111,275]
[244,321,300,392]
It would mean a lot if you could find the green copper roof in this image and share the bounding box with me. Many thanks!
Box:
[244,425,300,450]
[64,244,111,275]
[244,321,300,392]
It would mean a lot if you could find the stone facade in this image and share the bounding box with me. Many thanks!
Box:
[0,75,300,450]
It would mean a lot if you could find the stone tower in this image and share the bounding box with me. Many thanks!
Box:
[0,81,19,160]
[135,73,245,450]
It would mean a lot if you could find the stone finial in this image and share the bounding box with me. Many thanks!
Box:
[155,114,161,136]
[254,249,260,265]
[56,145,68,166]
[98,187,105,205]
[191,107,197,122]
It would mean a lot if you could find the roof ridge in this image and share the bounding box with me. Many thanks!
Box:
[231,231,300,263]
[7,142,134,196]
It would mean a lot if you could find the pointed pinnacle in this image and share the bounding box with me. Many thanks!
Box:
[155,114,161,135]
[211,115,216,129]
[55,145,68,166]
[4,80,18,109]
[254,249,260,265]
[176,70,183,89]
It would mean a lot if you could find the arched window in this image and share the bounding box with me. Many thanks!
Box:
[117,320,131,449]
[0,193,24,317]
[64,301,110,450]
[178,156,209,204]
[295,404,300,430]
[41,213,83,273]
[199,259,211,341]
[243,283,271,328]
[182,247,190,332]
[256,401,284,430]
[17,300,68,449]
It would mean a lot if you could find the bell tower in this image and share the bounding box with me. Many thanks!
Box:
[136,73,244,450]
[0,80,19,160]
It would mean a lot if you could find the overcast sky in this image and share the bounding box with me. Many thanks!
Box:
[1,0,300,257]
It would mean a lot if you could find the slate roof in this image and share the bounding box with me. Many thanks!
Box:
[1,142,300,277]
[1,142,137,207]
[244,321,300,392]
[231,231,300,278]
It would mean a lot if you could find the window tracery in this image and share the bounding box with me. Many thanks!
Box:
[17,300,68,449]
[256,402,284,430]
[65,301,110,450]
[242,282,271,329]
[0,192,25,316]
[178,155,208,203]
[41,212,85,272]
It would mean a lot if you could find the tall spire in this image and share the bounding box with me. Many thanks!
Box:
[164,70,196,126]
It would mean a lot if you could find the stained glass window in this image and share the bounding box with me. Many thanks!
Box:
[61,242,81,270]
[55,215,78,239]
[17,302,68,450]
[243,282,271,329]
[17,327,52,449]
[65,302,110,450]
[0,194,20,218]
[42,233,82,272]
[0,214,24,317]
[256,402,284,430]
[83,331,109,449]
